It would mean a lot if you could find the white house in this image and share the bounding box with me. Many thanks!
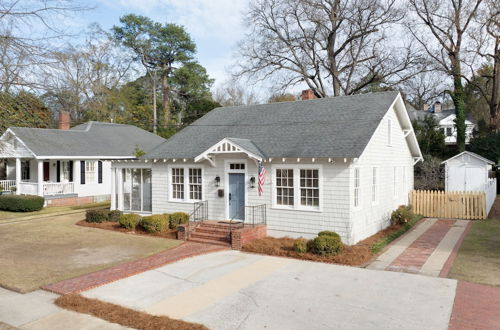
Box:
[442,151,497,214]
[111,91,422,244]
[0,112,165,206]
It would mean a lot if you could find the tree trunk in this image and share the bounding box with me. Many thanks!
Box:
[327,32,341,97]
[161,71,170,128]
[152,76,157,134]
[490,36,500,131]
[450,55,466,152]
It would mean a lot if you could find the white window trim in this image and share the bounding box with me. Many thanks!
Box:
[353,167,360,209]
[224,159,248,220]
[371,167,378,205]
[167,164,204,203]
[85,160,96,184]
[271,164,323,212]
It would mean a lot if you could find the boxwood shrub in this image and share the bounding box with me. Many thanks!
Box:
[119,213,142,230]
[85,209,109,223]
[293,238,308,253]
[309,233,344,256]
[169,212,189,229]
[141,214,169,233]
[108,210,123,222]
[0,194,44,212]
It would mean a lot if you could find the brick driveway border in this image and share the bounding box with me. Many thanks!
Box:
[42,242,228,295]
[449,280,500,329]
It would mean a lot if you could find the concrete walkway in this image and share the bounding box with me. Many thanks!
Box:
[84,250,457,330]
[367,218,470,277]
[0,288,127,329]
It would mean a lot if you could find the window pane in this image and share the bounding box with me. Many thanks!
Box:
[172,168,184,199]
[189,168,202,200]
[142,169,152,212]
[123,169,131,211]
[131,169,141,211]
[276,168,294,206]
[300,169,319,207]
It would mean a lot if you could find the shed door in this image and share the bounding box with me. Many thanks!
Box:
[448,166,465,191]
[465,167,484,191]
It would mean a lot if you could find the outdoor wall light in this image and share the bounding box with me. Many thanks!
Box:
[250,176,256,188]
[214,175,220,187]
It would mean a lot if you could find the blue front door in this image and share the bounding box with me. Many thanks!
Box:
[229,173,245,220]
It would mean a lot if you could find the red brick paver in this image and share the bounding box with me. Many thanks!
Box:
[386,219,456,273]
[43,242,227,295]
[449,281,500,329]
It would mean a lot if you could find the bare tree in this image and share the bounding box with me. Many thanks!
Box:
[214,81,260,106]
[407,0,485,151]
[400,70,450,110]
[236,0,421,97]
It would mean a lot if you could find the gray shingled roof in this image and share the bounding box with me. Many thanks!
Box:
[144,91,400,159]
[9,121,165,158]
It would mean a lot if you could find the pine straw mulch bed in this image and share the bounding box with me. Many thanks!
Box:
[55,294,208,330]
[76,220,178,240]
[242,219,422,266]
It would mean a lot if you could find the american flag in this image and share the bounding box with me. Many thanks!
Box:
[258,161,267,196]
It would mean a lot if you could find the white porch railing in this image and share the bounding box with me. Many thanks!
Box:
[0,180,16,191]
[486,178,497,215]
[18,182,38,195]
[43,182,74,196]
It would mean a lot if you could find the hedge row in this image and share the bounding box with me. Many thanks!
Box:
[0,194,44,212]
[293,230,344,256]
[85,209,124,223]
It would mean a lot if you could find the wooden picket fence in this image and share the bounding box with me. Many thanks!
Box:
[411,190,487,220]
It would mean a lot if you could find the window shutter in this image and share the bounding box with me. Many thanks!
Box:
[80,161,85,185]
[56,161,61,182]
[98,161,103,184]
[69,161,73,182]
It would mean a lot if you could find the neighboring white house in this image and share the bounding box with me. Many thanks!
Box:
[442,151,497,214]
[0,113,165,206]
[111,91,422,244]
[408,102,475,145]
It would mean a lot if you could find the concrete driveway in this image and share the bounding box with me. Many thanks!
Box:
[84,250,457,330]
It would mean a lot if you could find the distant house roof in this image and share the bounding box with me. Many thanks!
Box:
[4,121,165,159]
[407,107,476,124]
[144,91,420,160]
[441,151,495,165]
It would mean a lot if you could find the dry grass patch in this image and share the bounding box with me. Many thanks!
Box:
[55,294,208,330]
[243,217,423,266]
[77,220,178,239]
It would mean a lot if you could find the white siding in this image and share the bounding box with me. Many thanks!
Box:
[350,106,414,244]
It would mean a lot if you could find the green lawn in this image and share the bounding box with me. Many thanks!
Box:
[448,219,500,286]
[0,201,110,222]
[0,212,181,293]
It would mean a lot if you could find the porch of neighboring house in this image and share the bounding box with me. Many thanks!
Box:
[0,158,76,197]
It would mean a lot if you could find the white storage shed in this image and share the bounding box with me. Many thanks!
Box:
[442,151,495,192]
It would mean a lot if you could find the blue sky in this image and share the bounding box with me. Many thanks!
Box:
[75,0,249,88]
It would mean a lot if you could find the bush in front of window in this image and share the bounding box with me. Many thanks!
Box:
[169,212,189,229]
[119,213,142,230]
[390,205,414,226]
[0,195,44,212]
[309,233,343,256]
[317,231,341,240]
[141,214,169,233]
[85,209,110,223]
[293,238,308,253]
[108,210,123,222]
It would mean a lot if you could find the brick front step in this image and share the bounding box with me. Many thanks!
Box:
[194,227,231,235]
[190,232,230,242]
[188,237,232,247]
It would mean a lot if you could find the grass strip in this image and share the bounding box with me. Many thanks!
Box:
[370,215,424,254]
[55,294,208,330]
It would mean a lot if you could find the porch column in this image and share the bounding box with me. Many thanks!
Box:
[15,158,21,195]
[117,168,123,211]
[37,160,43,196]
[73,160,80,195]
[110,168,116,210]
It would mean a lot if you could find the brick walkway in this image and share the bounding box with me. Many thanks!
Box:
[449,281,500,329]
[386,219,456,273]
[43,242,227,295]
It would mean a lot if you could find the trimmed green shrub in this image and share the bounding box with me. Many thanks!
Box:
[108,210,123,222]
[119,213,142,230]
[310,234,344,256]
[169,212,189,229]
[390,205,414,226]
[85,209,109,223]
[141,214,169,233]
[318,231,341,239]
[0,194,44,212]
[293,238,309,253]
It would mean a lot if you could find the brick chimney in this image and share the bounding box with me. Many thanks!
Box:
[58,111,70,130]
[434,101,442,113]
[301,89,316,100]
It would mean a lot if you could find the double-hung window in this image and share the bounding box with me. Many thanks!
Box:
[21,160,30,181]
[274,166,321,210]
[371,167,377,203]
[171,167,203,201]
[354,168,360,207]
[85,161,96,183]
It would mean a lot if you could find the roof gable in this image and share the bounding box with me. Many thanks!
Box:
[145,91,403,159]
[442,151,495,165]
